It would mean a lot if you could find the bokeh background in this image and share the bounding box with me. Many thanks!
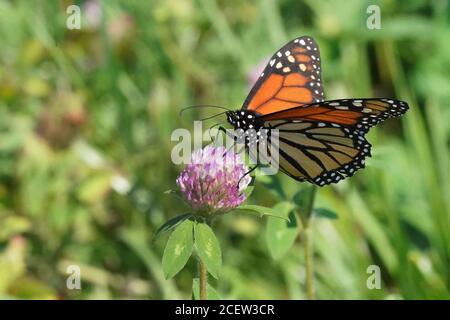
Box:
[1,0,449,299]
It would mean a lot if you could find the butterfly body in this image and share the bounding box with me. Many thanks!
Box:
[224,36,409,186]
[226,110,260,131]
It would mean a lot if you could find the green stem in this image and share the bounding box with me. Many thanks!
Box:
[198,216,212,300]
[299,186,317,300]
[304,226,315,300]
[304,186,317,220]
[198,257,208,300]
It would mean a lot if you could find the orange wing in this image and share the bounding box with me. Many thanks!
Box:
[259,98,409,133]
[243,36,324,115]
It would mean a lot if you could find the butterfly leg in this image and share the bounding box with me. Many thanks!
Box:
[215,127,257,187]
[208,122,226,145]
[217,126,236,140]
[216,126,243,156]
[237,164,259,189]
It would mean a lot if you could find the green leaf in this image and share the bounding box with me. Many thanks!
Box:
[152,213,192,242]
[314,208,338,220]
[194,222,222,279]
[192,278,221,300]
[162,219,194,279]
[233,204,290,221]
[266,202,299,260]
[292,186,317,220]
[270,201,295,219]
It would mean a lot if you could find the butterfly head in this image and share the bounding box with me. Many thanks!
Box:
[226,110,259,131]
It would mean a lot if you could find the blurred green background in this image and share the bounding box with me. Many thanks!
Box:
[0,0,449,299]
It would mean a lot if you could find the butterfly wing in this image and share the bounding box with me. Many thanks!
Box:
[260,98,408,132]
[243,36,324,115]
[239,36,409,186]
[257,98,409,186]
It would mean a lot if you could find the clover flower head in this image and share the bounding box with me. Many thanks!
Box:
[176,145,251,214]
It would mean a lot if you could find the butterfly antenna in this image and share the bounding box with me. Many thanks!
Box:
[179,104,231,117]
[199,111,228,122]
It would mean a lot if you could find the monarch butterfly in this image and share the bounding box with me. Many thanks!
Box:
[218,36,408,186]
